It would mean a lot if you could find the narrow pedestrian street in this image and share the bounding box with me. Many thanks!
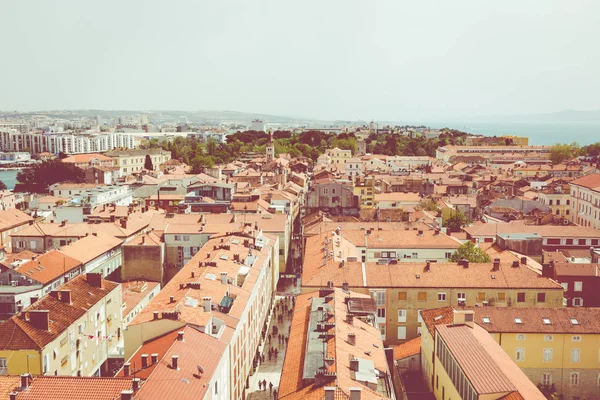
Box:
[247,279,301,400]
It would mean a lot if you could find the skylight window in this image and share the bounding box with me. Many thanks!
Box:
[514,318,523,324]
[482,317,491,324]
[220,254,229,260]
[542,318,551,325]
[570,318,579,325]
[434,315,443,321]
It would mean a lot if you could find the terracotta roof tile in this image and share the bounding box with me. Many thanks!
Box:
[0,209,33,231]
[16,376,132,400]
[12,250,82,285]
[392,337,421,360]
[59,233,122,264]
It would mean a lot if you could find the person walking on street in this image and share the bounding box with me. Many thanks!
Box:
[263,379,267,391]
[269,382,273,394]
[258,381,262,390]
[273,389,278,399]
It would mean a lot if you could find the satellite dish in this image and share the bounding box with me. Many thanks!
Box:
[197,365,204,374]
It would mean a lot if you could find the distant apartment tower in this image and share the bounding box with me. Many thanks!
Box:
[0,130,136,154]
[250,119,265,131]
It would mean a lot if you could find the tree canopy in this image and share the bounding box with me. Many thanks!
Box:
[450,241,491,263]
[550,142,579,165]
[144,154,154,170]
[444,210,470,232]
[0,181,6,191]
[15,160,85,193]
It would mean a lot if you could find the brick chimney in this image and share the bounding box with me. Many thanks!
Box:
[141,354,149,369]
[203,297,212,312]
[151,353,158,364]
[492,258,500,271]
[86,273,103,288]
[347,332,356,345]
[20,374,31,388]
[120,390,133,400]
[60,290,72,304]
[132,378,140,391]
[123,362,130,376]
[220,272,228,284]
[10,392,18,400]
[120,219,127,229]
[29,310,50,331]
[171,355,179,370]
[349,358,359,371]
[177,331,184,341]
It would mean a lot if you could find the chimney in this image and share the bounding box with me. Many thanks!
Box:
[20,373,31,388]
[203,297,212,312]
[542,260,556,279]
[349,358,359,371]
[347,332,356,345]
[324,387,336,400]
[171,355,179,370]
[141,354,149,369]
[110,215,116,223]
[349,387,362,400]
[120,219,127,229]
[169,296,175,303]
[453,309,474,328]
[434,229,440,236]
[220,272,228,284]
[511,261,520,268]
[417,230,423,236]
[120,390,134,400]
[123,362,130,376]
[60,220,67,227]
[492,258,500,271]
[425,261,431,272]
[60,290,71,304]
[153,311,160,320]
[342,281,349,292]
[520,256,527,265]
[29,310,50,331]
[86,273,103,288]
[151,353,158,364]
[10,393,18,400]
[346,314,354,325]
[141,236,145,245]
[177,331,184,341]
[460,259,469,269]
[132,378,140,392]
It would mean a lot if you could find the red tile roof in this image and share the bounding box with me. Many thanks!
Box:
[570,173,600,190]
[15,376,133,400]
[11,250,82,285]
[392,337,421,361]
[0,274,119,350]
[132,326,227,400]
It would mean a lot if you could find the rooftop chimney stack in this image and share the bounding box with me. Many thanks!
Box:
[141,354,149,369]
[28,310,50,331]
[520,256,527,265]
[492,258,500,271]
[20,374,31,389]
[151,354,158,364]
[347,332,356,345]
[511,261,520,268]
[171,355,179,370]
[86,273,103,288]
[177,331,184,341]
[132,378,140,392]
[169,296,175,303]
[203,297,212,312]
[220,272,228,284]
[120,390,134,400]
[123,363,130,376]
[350,358,359,371]
[153,311,160,320]
[9,392,18,400]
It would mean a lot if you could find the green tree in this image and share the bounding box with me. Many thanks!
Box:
[190,155,214,174]
[444,210,470,232]
[550,143,579,165]
[0,181,7,191]
[206,139,217,156]
[418,198,440,212]
[450,241,491,263]
[16,160,85,193]
[144,154,154,170]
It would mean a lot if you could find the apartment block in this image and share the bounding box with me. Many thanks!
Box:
[124,229,279,400]
[0,274,122,377]
[420,308,545,400]
[569,173,600,229]
[104,149,171,177]
[302,243,564,345]
[0,130,135,154]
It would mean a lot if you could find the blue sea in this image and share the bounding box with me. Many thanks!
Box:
[0,170,20,190]
[421,121,600,146]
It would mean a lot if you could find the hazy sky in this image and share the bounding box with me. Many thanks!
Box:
[2,1,599,120]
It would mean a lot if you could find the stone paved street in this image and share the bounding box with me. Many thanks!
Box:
[247,279,301,400]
